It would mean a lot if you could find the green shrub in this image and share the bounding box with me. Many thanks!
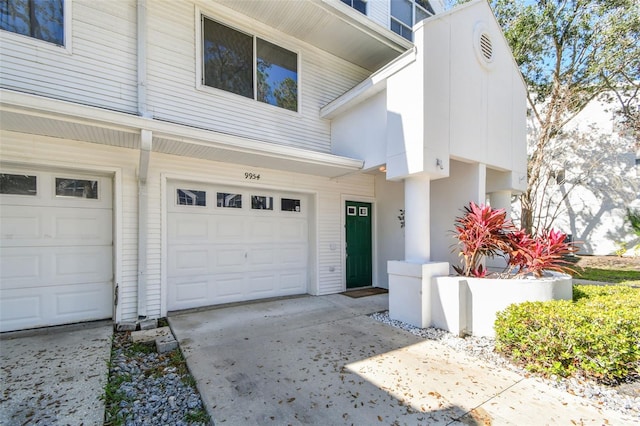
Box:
[494,285,640,384]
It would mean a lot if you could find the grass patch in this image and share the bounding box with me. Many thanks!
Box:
[185,408,210,424]
[574,267,640,285]
[495,284,640,384]
[103,334,134,426]
[124,341,155,357]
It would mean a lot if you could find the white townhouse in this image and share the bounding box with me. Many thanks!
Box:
[0,0,527,332]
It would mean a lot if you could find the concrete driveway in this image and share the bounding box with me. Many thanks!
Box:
[0,321,112,425]
[169,293,635,425]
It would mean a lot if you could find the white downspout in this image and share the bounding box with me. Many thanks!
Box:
[137,0,149,119]
[138,130,151,318]
[137,0,151,319]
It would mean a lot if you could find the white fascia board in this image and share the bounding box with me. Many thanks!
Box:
[0,89,363,172]
[152,127,363,170]
[320,47,417,119]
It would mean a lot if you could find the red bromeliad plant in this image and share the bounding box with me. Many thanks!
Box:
[506,228,578,278]
[453,202,578,278]
[452,202,513,277]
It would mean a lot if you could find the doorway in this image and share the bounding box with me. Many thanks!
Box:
[345,201,372,289]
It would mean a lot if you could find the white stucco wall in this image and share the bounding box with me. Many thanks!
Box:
[383,0,527,187]
[430,160,486,268]
[374,173,405,288]
[331,91,388,169]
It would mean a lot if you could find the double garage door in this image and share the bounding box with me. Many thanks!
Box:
[0,169,113,332]
[167,181,309,311]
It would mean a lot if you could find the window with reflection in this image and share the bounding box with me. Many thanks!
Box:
[203,16,298,111]
[0,0,65,46]
[217,192,242,208]
[390,0,434,41]
[0,173,36,195]
[56,178,98,199]
[251,195,273,210]
[281,198,300,212]
[177,189,206,206]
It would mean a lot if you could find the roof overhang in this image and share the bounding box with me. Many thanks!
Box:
[320,47,417,119]
[0,90,363,178]
[212,0,413,72]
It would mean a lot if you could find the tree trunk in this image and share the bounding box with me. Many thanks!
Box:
[520,191,534,235]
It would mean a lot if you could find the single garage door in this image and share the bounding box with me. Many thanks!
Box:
[0,169,113,332]
[167,181,309,311]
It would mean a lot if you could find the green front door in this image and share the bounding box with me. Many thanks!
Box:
[345,201,372,289]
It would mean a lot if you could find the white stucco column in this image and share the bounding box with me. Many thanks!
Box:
[489,190,512,219]
[487,189,512,270]
[404,174,430,263]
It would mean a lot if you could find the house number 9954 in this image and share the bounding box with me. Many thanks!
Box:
[245,172,260,180]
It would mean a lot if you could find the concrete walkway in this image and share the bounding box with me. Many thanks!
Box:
[169,294,636,426]
[0,321,112,425]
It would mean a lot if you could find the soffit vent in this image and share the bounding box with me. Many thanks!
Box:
[479,33,493,62]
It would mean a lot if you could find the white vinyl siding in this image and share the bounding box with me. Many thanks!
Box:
[2,0,374,154]
[0,0,137,114]
[368,0,391,28]
[146,1,370,154]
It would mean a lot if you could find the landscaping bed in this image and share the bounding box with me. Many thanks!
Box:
[104,330,211,426]
[574,255,640,271]
[495,284,640,385]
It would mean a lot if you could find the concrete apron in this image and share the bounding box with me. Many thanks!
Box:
[0,321,112,425]
[169,294,634,426]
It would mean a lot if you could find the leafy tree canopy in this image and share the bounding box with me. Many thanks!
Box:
[489,0,639,135]
[449,0,639,234]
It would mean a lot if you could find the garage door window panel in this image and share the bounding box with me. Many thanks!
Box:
[217,192,242,208]
[251,195,273,210]
[0,173,37,195]
[177,189,206,206]
[55,178,98,199]
[281,198,301,212]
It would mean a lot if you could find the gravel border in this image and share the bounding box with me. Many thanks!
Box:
[370,310,640,418]
[104,332,211,426]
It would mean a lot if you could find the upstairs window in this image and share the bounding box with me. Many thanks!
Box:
[0,0,64,46]
[390,0,434,41]
[202,16,298,112]
[341,0,367,15]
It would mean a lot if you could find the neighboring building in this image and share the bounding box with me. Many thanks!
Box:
[0,0,526,332]
[520,96,640,255]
